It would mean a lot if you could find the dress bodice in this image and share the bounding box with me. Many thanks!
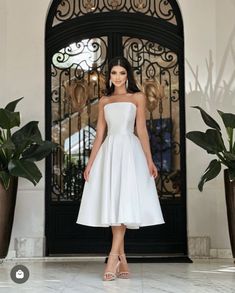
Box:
[104,102,136,135]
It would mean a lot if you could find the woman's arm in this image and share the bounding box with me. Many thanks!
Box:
[135,92,158,178]
[84,97,107,181]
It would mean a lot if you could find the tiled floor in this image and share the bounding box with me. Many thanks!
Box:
[0,258,235,292]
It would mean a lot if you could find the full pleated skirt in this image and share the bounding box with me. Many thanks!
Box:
[76,133,165,229]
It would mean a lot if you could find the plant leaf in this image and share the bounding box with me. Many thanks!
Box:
[0,108,20,129]
[0,171,11,190]
[22,141,57,161]
[186,129,225,154]
[223,152,235,161]
[8,159,42,186]
[11,121,43,155]
[0,129,3,142]
[0,137,15,151]
[0,148,8,167]
[198,159,221,191]
[192,106,221,131]
[217,110,235,128]
[5,97,23,112]
[0,138,15,163]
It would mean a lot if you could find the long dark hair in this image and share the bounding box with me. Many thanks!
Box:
[105,56,140,96]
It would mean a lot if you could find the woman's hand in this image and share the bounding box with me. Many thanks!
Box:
[148,161,158,179]
[83,164,92,182]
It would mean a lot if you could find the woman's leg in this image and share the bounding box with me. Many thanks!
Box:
[104,224,126,278]
[119,238,125,255]
[110,224,126,253]
[117,225,130,275]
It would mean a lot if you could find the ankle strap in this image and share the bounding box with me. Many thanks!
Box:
[119,253,126,257]
[109,252,119,256]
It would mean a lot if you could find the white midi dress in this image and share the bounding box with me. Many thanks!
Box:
[76,102,165,229]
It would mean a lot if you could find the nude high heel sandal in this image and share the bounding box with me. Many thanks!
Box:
[117,253,130,279]
[103,253,120,281]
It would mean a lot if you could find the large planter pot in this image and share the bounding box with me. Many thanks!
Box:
[224,169,235,262]
[0,177,18,258]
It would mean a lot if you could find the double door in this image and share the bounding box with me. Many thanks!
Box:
[46,12,188,259]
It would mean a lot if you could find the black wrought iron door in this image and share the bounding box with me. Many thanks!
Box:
[46,0,189,261]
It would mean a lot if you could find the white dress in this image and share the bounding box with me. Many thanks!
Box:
[76,102,165,229]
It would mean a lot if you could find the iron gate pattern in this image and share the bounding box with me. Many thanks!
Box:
[52,0,178,27]
[51,37,108,201]
[122,36,180,196]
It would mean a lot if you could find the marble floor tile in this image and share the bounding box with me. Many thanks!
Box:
[0,258,234,293]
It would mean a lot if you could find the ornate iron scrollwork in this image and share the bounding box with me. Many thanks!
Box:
[51,37,107,201]
[123,36,180,197]
[52,0,177,27]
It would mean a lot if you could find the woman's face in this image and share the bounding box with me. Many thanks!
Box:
[110,65,127,88]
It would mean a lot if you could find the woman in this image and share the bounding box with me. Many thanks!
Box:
[76,56,165,281]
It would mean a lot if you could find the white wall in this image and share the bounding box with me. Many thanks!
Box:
[0,0,51,256]
[214,0,235,251]
[0,0,234,257]
[0,0,6,99]
[183,0,235,252]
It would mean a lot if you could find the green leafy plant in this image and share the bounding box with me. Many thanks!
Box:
[0,97,57,190]
[186,106,235,191]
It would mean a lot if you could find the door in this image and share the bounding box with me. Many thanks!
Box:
[46,2,189,260]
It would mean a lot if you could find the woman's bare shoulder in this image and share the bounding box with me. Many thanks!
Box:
[133,91,146,99]
[99,95,109,106]
[133,91,146,106]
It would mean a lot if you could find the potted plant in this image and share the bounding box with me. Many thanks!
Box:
[186,106,235,261]
[0,97,57,258]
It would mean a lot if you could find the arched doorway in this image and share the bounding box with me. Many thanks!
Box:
[45,0,190,261]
